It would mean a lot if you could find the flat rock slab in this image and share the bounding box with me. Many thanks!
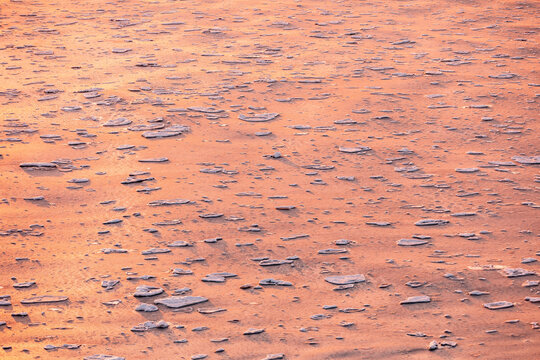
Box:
[239,113,279,122]
[167,241,190,247]
[13,281,36,288]
[103,219,122,225]
[325,274,366,285]
[199,213,224,218]
[141,248,171,255]
[259,278,293,286]
[19,162,57,169]
[173,268,194,275]
[338,146,371,153]
[103,117,132,126]
[512,155,540,165]
[142,125,190,138]
[415,219,449,226]
[21,295,68,304]
[128,123,165,131]
[262,355,285,360]
[102,248,128,254]
[148,199,190,206]
[85,355,125,360]
[154,296,208,308]
[483,301,514,310]
[366,221,391,226]
[318,248,348,254]
[500,268,536,278]
[259,259,293,266]
[131,320,168,332]
[138,157,169,163]
[244,328,265,335]
[397,239,429,246]
[400,295,431,305]
[188,107,224,113]
[276,205,296,210]
[133,285,164,297]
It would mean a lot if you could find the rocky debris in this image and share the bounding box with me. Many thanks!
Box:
[397,239,429,246]
[500,268,536,278]
[259,278,293,286]
[103,219,122,225]
[512,156,540,165]
[338,146,371,153]
[199,213,224,219]
[102,248,128,254]
[141,248,171,255]
[167,240,191,247]
[148,199,190,206]
[318,248,348,254]
[19,162,57,169]
[138,157,169,163]
[44,344,81,350]
[400,296,431,305]
[483,301,514,310]
[154,296,208,308]
[239,113,279,122]
[101,280,120,290]
[121,177,155,185]
[259,259,293,266]
[103,117,132,127]
[203,272,237,282]
[13,281,36,288]
[135,303,159,312]
[198,308,226,314]
[275,205,296,210]
[0,297,12,306]
[133,285,164,297]
[262,354,285,360]
[414,219,449,226]
[142,125,190,139]
[325,274,366,285]
[21,295,68,304]
[3,1,538,358]
[455,168,479,173]
[191,355,208,360]
[366,221,391,226]
[188,107,224,113]
[131,320,169,332]
[173,268,194,275]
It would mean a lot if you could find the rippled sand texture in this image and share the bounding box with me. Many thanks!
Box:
[1,0,539,359]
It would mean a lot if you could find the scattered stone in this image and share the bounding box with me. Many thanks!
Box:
[483,301,514,310]
[500,268,536,278]
[415,219,449,226]
[400,295,431,305]
[133,285,164,297]
[325,274,366,285]
[21,295,68,304]
[397,239,428,246]
[154,296,208,308]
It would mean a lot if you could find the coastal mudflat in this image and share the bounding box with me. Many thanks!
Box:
[0,0,538,359]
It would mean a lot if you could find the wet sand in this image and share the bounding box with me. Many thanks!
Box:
[0,0,539,359]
